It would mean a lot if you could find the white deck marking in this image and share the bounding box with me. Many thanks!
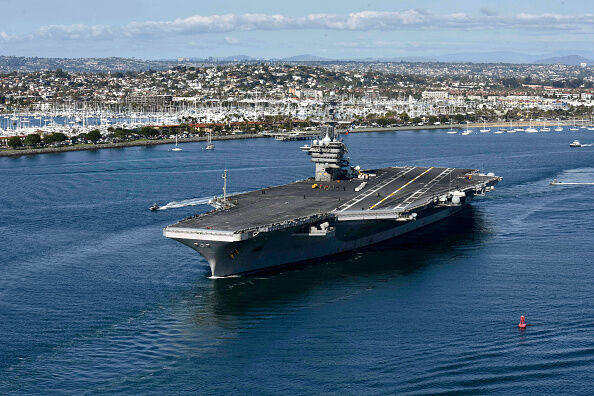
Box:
[369,167,434,209]
[393,168,454,211]
[336,167,415,212]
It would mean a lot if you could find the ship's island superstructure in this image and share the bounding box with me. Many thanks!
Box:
[164,125,501,277]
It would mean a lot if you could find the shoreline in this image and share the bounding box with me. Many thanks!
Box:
[0,121,584,158]
[0,134,264,157]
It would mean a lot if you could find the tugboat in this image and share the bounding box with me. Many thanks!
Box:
[150,203,160,211]
[570,140,582,147]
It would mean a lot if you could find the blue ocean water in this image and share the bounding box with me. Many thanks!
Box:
[1,129,593,395]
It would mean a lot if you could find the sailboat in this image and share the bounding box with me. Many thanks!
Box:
[479,120,490,133]
[447,119,457,134]
[588,115,594,131]
[514,118,524,132]
[172,134,182,151]
[461,121,472,135]
[570,117,579,131]
[495,120,506,133]
[507,119,517,133]
[525,118,538,133]
[205,131,215,150]
[540,120,550,132]
[554,119,563,132]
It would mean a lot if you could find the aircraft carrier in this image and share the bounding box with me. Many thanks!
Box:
[164,126,501,277]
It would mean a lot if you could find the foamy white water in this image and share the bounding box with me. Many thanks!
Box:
[157,196,213,210]
[157,190,251,210]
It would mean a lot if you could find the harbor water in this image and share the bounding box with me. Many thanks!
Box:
[1,129,593,394]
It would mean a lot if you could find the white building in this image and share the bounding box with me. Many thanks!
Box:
[422,91,449,100]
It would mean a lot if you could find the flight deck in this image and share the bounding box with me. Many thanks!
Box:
[168,166,500,235]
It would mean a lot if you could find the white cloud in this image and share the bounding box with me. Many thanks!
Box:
[1,11,592,43]
[224,36,240,44]
[37,24,115,40]
[0,31,15,42]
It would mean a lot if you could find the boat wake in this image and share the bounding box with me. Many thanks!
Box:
[157,196,212,210]
[551,167,594,186]
[157,190,250,210]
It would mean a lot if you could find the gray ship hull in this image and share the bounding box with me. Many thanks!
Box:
[172,201,469,277]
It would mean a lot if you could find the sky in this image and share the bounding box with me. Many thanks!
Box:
[0,0,592,60]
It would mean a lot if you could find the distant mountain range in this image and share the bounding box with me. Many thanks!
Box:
[190,52,594,65]
[534,55,592,65]
[0,53,591,73]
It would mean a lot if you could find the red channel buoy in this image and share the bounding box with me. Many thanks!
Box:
[518,315,527,329]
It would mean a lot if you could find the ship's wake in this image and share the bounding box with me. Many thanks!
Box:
[556,167,594,184]
[157,196,213,210]
[157,190,250,210]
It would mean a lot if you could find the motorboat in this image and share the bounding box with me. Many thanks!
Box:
[150,203,160,211]
[570,140,582,147]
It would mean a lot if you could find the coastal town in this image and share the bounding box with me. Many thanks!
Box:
[1,61,593,153]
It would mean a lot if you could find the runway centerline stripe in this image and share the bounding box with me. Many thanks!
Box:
[338,166,416,212]
[369,167,434,210]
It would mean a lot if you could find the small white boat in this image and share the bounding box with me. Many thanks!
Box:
[540,120,550,132]
[570,140,582,147]
[570,117,579,131]
[551,179,594,186]
[447,120,457,134]
[479,120,490,133]
[525,119,538,133]
[461,122,472,135]
[172,134,182,151]
[205,132,215,150]
[507,120,516,133]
